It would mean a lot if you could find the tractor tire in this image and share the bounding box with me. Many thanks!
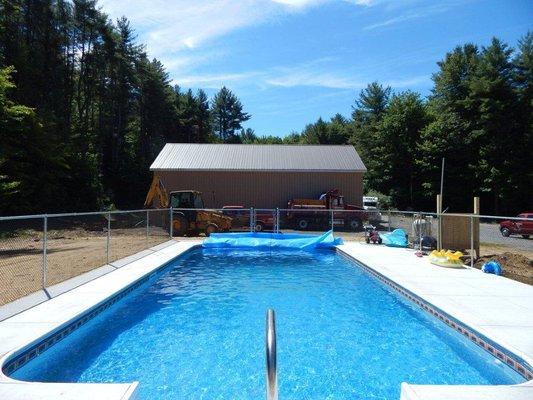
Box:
[172,215,188,236]
[205,224,218,237]
[297,218,309,230]
[501,228,510,237]
[254,222,265,232]
[347,218,362,231]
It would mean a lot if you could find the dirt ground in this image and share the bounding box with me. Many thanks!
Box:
[474,252,533,285]
[0,228,169,306]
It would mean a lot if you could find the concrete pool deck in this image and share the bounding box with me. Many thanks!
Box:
[337,242,533,399]
[0,240,198,400]
[0,239,531,399]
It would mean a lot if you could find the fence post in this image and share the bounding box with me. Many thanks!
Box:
[387,210,391,232]
[275,208,280,233]
[330,209,334,232]
[419,213,422,252]
[470,214,474,268]
[146,210,149,239]
[169,207,173,238]
[106,211,111,264]
[436,194,442,250]
[42,215,48,289]
[250,207,254,232]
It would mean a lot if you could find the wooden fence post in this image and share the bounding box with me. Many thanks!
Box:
[436,194,442,250]
[473,197,480,258]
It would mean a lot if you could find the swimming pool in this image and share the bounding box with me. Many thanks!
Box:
[9,248,523,399]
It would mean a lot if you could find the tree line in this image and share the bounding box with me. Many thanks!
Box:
[242,35,533,215]
[1,1,531,215]
[0,0,251,215]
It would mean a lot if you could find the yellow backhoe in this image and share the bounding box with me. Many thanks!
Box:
[144,176,232,236]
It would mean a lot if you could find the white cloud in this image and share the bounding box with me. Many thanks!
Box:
[172,58,429,91]
[100,0,319,55]
[271,0,324,7]
[363,2,459,31]
[173,71,262,89]
[97,1,435,92]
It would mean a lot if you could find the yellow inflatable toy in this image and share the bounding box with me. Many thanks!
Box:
[429,250,464,268]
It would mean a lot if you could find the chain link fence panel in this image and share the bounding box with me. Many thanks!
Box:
[0,217,44,305]
[45,214,108,287]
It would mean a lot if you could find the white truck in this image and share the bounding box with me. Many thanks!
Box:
[363,196,382,223]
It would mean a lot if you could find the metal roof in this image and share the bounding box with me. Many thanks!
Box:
[150,144,366,172]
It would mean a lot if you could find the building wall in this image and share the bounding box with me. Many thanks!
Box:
[155,170,364,209]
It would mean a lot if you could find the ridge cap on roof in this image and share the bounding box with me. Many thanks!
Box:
[163,143,355,147]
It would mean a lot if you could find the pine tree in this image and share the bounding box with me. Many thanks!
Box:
[211,86,250,142]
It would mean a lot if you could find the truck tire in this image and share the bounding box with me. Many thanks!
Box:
[297,218,309,230]
[501,228,510,237]
[522,235,530,239]
[205,224,218,237]
[347,218,362,231]
[172,215,188,236]
[254,222,265,232]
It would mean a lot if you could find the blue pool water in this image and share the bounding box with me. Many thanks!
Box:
[12,248,523,399]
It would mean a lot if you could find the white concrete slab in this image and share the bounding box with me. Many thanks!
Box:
[0,291,50,322]
[401,382,533,400]
[0,240,199,400]
[0,382,138,400]
[338,242,533,399]
[46,264,117,298]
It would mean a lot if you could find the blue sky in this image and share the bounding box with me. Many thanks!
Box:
[99,0,532,137]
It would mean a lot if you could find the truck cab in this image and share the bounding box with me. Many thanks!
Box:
[363,196,382,223]
[288,189,367,231]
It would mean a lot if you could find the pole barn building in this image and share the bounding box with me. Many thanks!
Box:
[149,144,366,209]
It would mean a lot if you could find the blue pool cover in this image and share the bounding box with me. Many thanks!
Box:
[203,230,343,250]
[381,228,408,247]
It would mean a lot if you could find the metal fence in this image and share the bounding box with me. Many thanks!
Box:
[0,209,172,306]
[1,207,531,307]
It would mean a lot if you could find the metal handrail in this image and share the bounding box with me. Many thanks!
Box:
[266,309,278,400]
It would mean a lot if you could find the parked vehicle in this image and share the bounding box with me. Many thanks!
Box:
[144,176,231,236]
[363,196,382,223]
[287,188,368,231]
[364,224,382,244]
[499,212,533,238]
[222,206,275,232]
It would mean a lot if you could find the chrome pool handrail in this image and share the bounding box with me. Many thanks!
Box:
[266,309,278,400]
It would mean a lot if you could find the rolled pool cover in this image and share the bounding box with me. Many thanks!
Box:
[203,230,343,250]
[380,229,408,248]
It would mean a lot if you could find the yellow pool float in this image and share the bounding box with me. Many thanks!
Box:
[429,250,464,268]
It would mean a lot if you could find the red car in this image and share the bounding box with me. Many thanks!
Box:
[222,206,275,232]
[499,212,533,238]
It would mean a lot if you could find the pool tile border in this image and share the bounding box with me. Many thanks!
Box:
[337,248,533,381]
[2,244,200,377]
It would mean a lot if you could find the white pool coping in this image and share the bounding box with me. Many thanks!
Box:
[337,243,533,400]
[0,239,200,400]
[0,240,531,399]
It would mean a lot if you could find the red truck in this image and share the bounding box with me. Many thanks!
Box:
[287,189,368,231]
[499,212,533,238]
[221,206,275,232]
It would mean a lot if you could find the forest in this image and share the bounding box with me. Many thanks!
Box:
[0,1,531,216]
